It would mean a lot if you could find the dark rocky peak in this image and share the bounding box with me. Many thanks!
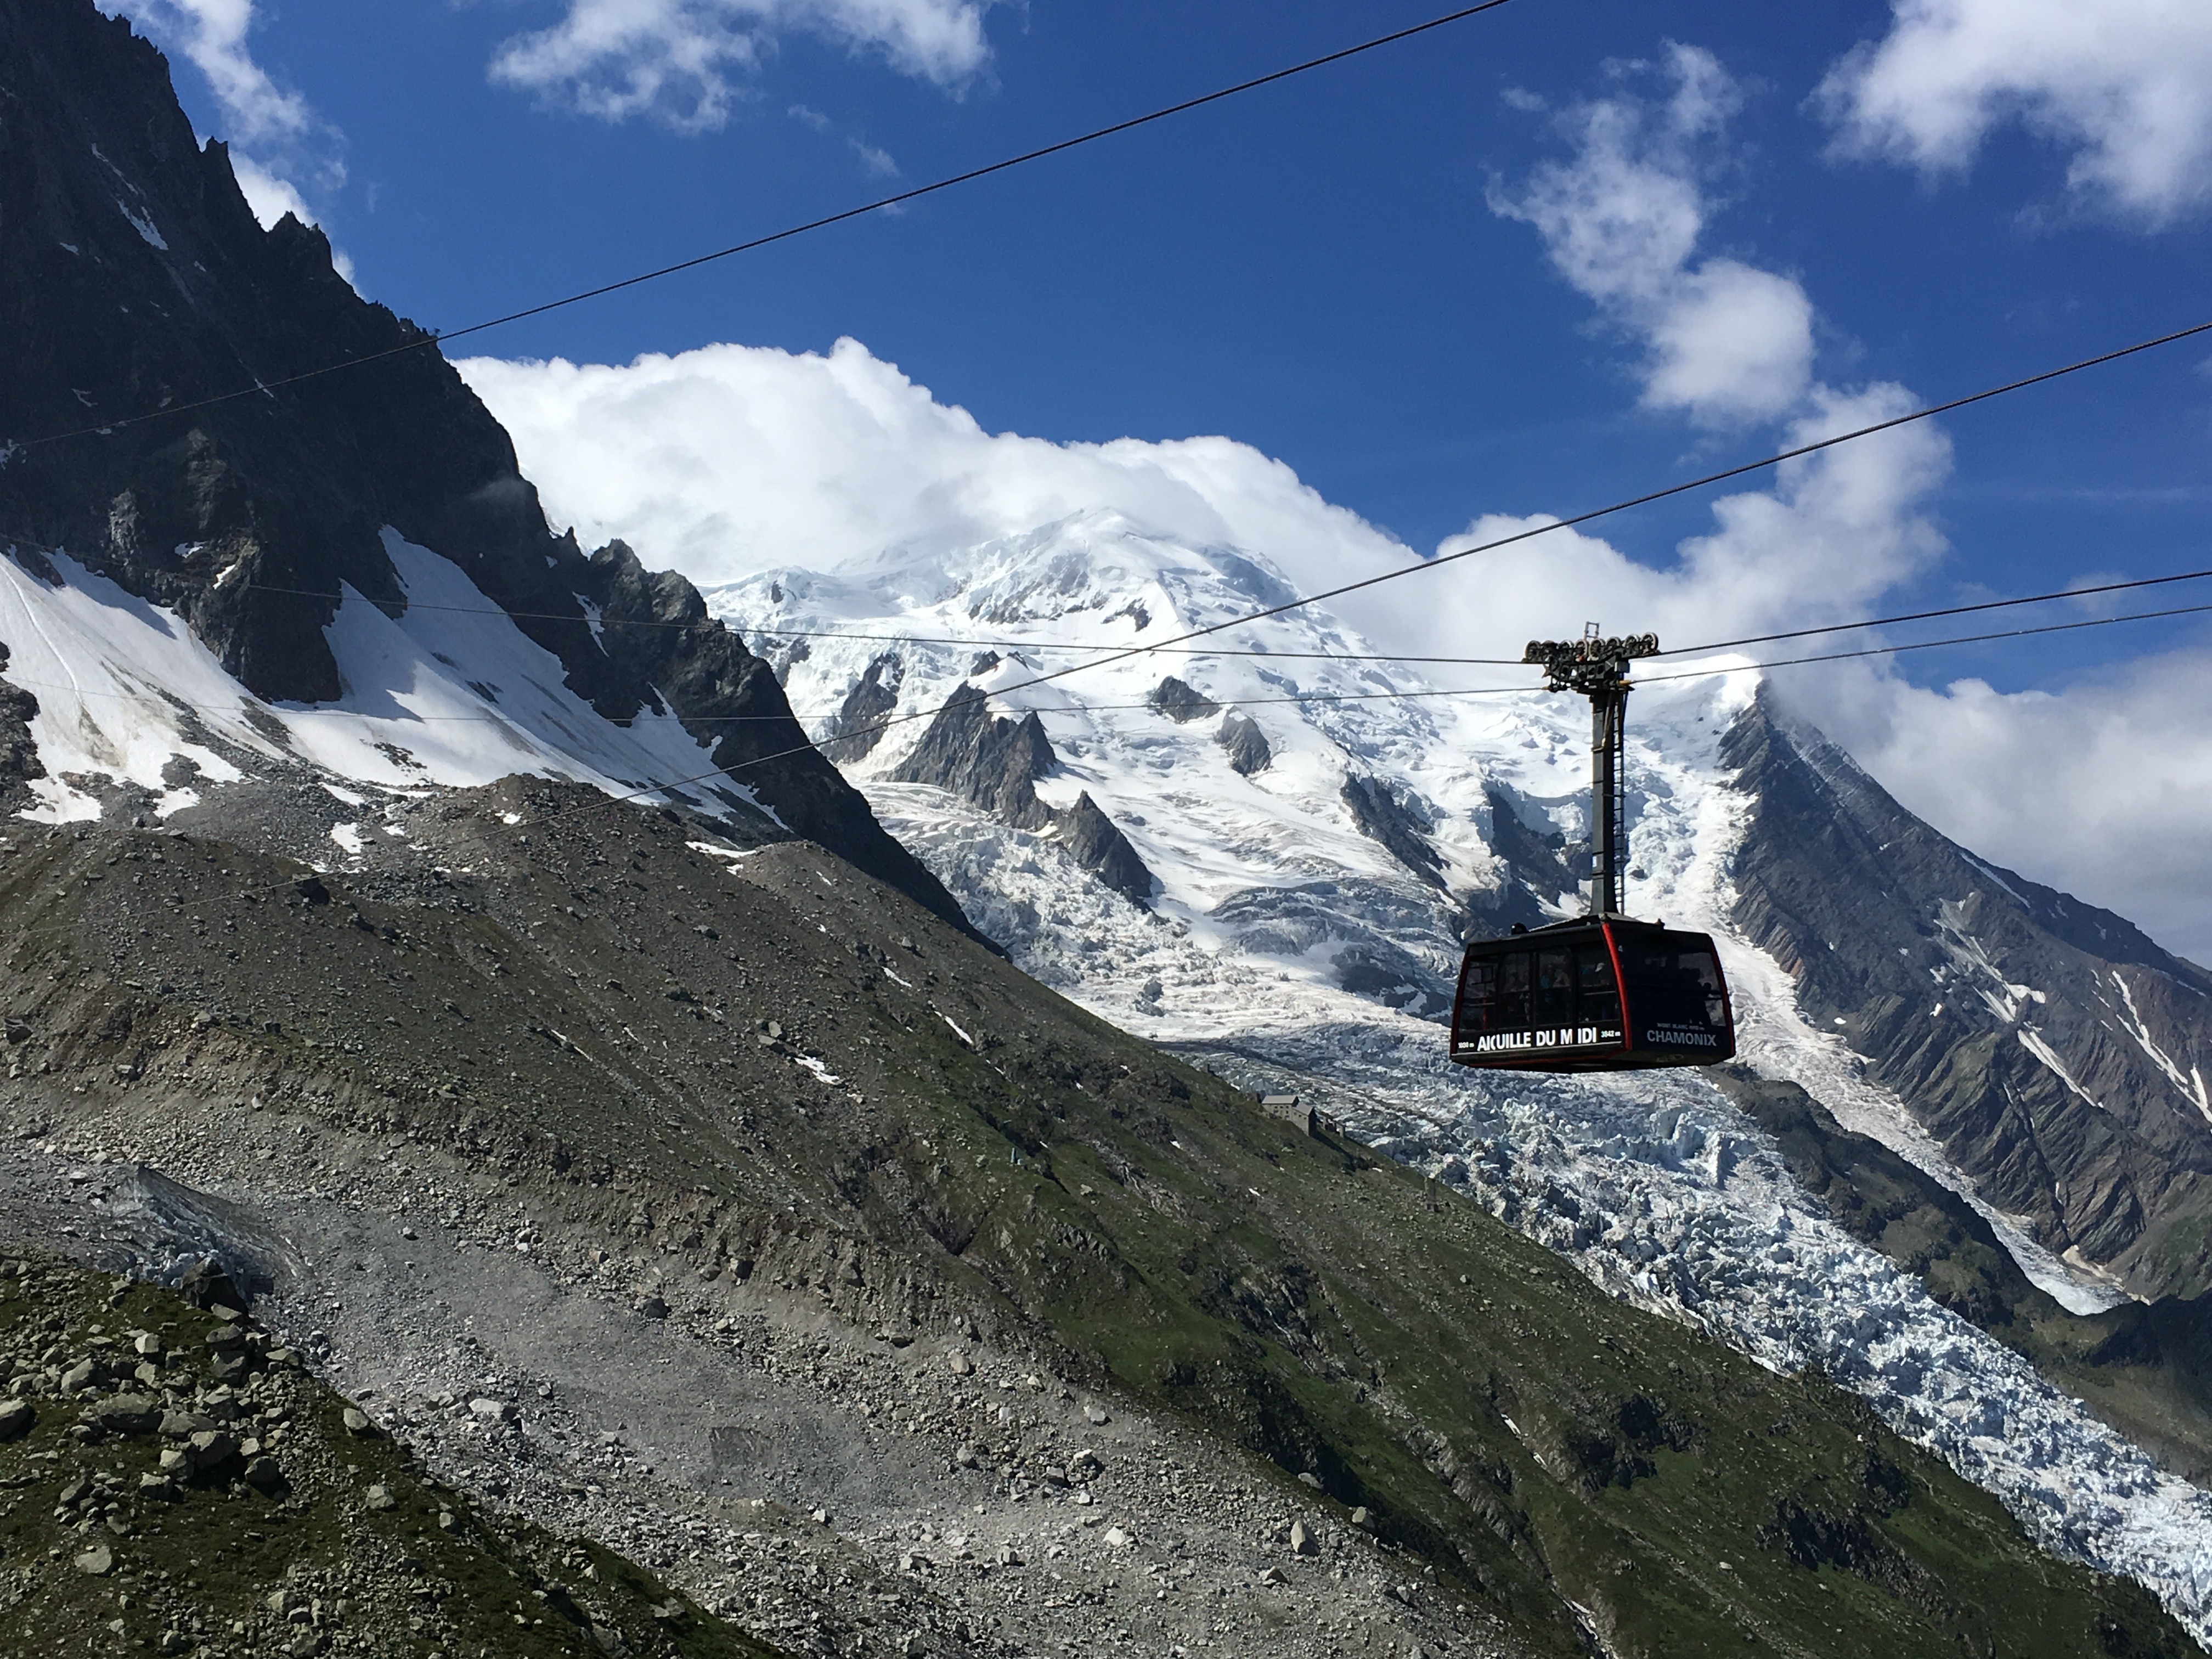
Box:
[1217,712,1271,776]
[0,0,571,703]
[1060,791,1154,904]
[890,684,1155,902]
[0,0,978,941]
[1725,686,2212,1299]
[1148,676,1220,724]
[890,683,1058,831]
[821,653,904,764]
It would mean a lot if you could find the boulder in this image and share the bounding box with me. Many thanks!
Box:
[186,1429,239,1471]
[243,1455,286,1494]
[82,1393,161,1435]
[0,1398,33,1440]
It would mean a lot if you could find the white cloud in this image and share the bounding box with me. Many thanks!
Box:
[459,335,2212,960]
[489,0,994,132]
[849,137,900,178]
[1491,43,1815,427]
[1820,0,2212,224]
[455,340,1410,590]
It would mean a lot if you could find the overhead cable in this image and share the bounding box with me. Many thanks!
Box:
[9,2,1516,453]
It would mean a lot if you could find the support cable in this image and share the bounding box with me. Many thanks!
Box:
[5,2,1516,453]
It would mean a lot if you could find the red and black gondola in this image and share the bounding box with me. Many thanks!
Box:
[1448,916,1735,1072]
[1446,630,1737,1075]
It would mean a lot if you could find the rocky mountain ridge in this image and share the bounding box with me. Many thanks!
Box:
[0,0,970,935]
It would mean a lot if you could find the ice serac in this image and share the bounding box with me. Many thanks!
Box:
[1727,690,2212,1300]
[0,0,973,937]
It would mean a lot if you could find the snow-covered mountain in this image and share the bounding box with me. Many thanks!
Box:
[707,508,2212,1639]
[710,509,2212,1306]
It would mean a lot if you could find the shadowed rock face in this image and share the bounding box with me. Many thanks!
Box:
[1340,775,1444,890]
[821,654,903,764]
[1059,791,1155,904]
[1725,690,2212,1299]
[890,684,1059,831]
[1217,713,1271,776]
[0,641,38,810]
[1149,676,1221,724]
[0,0,974,939]
[892,684,1156,901]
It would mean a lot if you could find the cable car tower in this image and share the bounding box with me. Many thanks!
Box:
[1448,627,1737,1073]
[1522,627,1657,917]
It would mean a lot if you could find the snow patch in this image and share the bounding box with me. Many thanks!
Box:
[115,199,167,250]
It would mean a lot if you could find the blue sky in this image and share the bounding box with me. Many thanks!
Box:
[106,0,2212,948]
[123,2,2210,651]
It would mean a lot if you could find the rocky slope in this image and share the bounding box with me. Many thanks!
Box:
[1723,695,2212,1299]
[0,0,969,935]
[0,795,2190,1658]
[0,1249,780,1657]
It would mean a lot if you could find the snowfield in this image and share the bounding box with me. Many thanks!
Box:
[710,510,2212,1644]
[0,534,780,831]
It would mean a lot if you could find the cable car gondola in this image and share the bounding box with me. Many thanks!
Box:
[1449,631,1736,1074]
